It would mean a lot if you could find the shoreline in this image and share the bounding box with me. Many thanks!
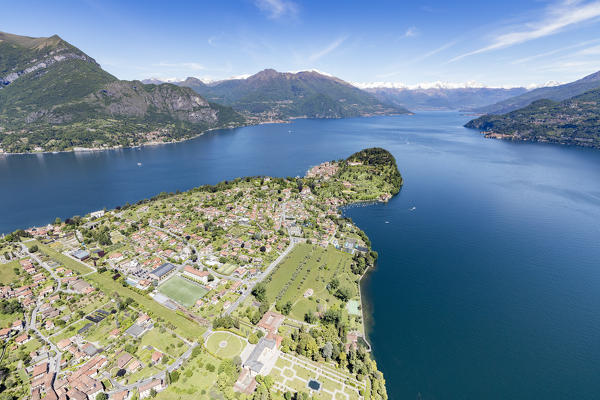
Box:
[341,203,386,353]
[4,148,400,399]
[0,123,246,156]
[0,112,411,156]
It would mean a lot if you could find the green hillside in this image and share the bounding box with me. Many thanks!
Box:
[465,88,600,148]
[174,69,410,120]
[0,32,244,153]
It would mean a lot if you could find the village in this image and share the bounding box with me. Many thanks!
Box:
[0,148,400,400]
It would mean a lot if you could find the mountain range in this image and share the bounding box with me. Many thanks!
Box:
[0,32,243,153]
[473,71,600,114]
[362,86,529,111]
[144,69,409,120]
[2,30,599,153]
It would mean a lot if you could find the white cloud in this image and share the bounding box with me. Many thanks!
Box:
[449,0,600,63]
[414,40,458,62]
[577,44,600,55]
[307,36,347,62]
[511,38,600,64]
[537,59,600,73]
[254,0,298,19]
[376,39,458,79]
[402,26,418,38]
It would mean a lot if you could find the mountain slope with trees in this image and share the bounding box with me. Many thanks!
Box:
[155,69,410,120]
[465,87,600,148]
[0,31,244,153]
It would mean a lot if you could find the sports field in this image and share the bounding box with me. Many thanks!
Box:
[205,331,247,358]
[158,275,209,307]
[29,240,206,339]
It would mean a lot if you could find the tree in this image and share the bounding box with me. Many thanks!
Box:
[96,393,108,400]
[251,283,267,302]
[276,301,292,315]
[304,312,317,324]
[328,278,339,291]
[233,355,242,368]
[54,217,62,225]
[29,245,38,253]
[248,333,258,344]
[334,286,352,302]
[322,341,333,360]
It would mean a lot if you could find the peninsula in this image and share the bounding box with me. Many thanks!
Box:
[0,148,402,400]
[465,87,600,149]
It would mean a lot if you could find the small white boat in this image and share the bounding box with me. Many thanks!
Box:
[410,206,416,211]
[137,162,142,166]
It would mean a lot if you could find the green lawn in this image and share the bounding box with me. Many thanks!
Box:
[156,350,221,400]
[205,331,246,359]
[127,365,163,383]
[30,240,205,340]
[27,240,93,275]
[0,312,21,328]
[139,327,187,358]
[0,260,21,285]
[215,263,236,275]
[84,315,119,346]
[158,276,208,308]
[50,319,90,343]
[263,243,358,321]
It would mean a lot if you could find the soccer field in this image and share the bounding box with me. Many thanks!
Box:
[158,275,209,307]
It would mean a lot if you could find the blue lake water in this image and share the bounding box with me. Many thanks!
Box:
[2,112,600,399]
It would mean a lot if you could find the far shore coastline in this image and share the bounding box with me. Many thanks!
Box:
[0,119,289,156]
[0,112,412,156]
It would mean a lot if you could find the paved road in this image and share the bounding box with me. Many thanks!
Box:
[19,237,201,393]
[19,242,63,375]
[149,223,243,283]
[108,341,198,394]
[224,236,304,316]
[223,200,306,316]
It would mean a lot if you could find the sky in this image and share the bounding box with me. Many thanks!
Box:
[4,0,600,87]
